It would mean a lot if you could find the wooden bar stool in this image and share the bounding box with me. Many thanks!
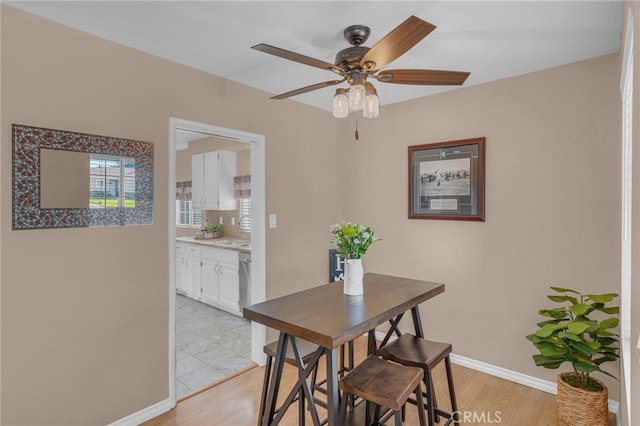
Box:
[378,333,458,426]
[339,355,426,426]
[258,339,320,426]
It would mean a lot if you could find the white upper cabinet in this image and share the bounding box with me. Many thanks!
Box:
[192,150,237,210]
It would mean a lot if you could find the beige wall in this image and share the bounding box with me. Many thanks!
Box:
[0,4,627,425]
[0,6,342,425]
[342,54,621,399]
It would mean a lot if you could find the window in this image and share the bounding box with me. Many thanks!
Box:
[89,154,136,208]
[238,198,252,232]
[175,200,202,227]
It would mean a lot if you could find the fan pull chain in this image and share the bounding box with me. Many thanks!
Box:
[355,116,359,141]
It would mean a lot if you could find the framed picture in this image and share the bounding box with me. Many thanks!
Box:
[408,137,485,221]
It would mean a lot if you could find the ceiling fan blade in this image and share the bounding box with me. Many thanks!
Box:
[271,79,345,99]
[376,69,470,85]
[360,16,436,72]
[252,44,344,76]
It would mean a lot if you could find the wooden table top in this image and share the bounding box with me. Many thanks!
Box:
[243,273,445,349]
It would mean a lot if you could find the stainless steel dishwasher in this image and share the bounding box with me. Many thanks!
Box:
[239,252,251,310]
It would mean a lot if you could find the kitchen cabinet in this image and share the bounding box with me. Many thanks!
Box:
[202,246,240,312]
[175,240,241,315]
[192,150,237,210]
[175,242,187,294]
[200,256,219,306]
[182,243,202,299]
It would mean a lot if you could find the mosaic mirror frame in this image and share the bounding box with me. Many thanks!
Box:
[12,124,154,230]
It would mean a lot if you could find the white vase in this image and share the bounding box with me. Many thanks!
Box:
[344,258,364,296]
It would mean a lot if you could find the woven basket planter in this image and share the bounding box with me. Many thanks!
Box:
[557,372,608,426]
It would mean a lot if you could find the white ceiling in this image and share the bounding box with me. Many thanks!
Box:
[7,1,624,112]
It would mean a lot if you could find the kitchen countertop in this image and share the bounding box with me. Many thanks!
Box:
[176,236,251,254]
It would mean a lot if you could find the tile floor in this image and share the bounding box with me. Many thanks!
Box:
[176,294,253,398]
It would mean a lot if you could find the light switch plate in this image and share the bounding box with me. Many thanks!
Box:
[269,214,277,229]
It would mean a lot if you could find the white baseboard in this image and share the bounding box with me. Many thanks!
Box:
[108,397,174,426]
[448,353,619,419]
[374,331,620,423]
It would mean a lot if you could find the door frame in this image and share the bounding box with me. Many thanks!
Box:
[168,117,266,407]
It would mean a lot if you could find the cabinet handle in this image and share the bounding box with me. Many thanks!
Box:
[214,264,218,273]
[219,265,223,276]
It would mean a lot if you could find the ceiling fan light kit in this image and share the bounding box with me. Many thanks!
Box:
[253,15,469,119]
[332,88,349,118]
[347,71,366,111]
[363,83,380,119]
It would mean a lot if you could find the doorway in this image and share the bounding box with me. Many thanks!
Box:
[168,118,266,406]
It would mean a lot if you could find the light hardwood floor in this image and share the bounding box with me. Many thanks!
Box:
[145,337,614,425]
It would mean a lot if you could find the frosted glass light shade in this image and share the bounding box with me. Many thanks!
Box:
[363,93,379,118]
[332,92,349,118]
[348,84,365,110]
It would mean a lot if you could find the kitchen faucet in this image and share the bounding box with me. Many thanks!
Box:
[238,215,251,229]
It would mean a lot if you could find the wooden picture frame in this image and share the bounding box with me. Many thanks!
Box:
[408,137,485,221]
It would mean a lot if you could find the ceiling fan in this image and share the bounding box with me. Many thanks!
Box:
[252,15,470,118]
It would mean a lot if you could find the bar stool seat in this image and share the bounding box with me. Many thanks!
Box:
[378,333,458,426]
[259,339,320,425]
[263,339,320,364]
[339,355,426,426]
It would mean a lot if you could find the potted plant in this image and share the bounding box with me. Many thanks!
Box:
[330,221,380,296]
[198,223,223,239]
[526,287,619,425]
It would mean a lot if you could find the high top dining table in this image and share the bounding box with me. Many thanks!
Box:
[243,272,445,426]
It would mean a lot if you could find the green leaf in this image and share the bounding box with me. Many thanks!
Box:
[533,355,564,369]
[539,308,569,319]
[596,337,618,346]
[536,319,561,328]
[597,306,620,315]
[526,333,544,343]
[575,319,598,333]
[547,295,578,304]
[536,342,567,357]
[585,341,601,351]
[570,304,590,316]
[550,287,580,294]
[535,323,565,338]
[587,293,618,303]
[567,341,597,356]
[567,321,590,334]
[594,354,619,365]
[599,317,619,331]
[574,361,598,373]
[558,331,582,342]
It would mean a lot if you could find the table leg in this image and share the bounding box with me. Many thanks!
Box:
[325,347,340,425]
[261,333,288,426]
[411,306,424,338]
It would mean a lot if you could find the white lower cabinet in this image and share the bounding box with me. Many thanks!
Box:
[200,257,219,305]
[175,242,187,294]
[184,243,203,299]
[217,258,240,312]
[175,241,241,315]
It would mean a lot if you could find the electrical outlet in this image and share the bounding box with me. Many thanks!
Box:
[269,214,277,229]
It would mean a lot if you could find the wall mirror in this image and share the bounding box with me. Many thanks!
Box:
[12,124,154,230]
